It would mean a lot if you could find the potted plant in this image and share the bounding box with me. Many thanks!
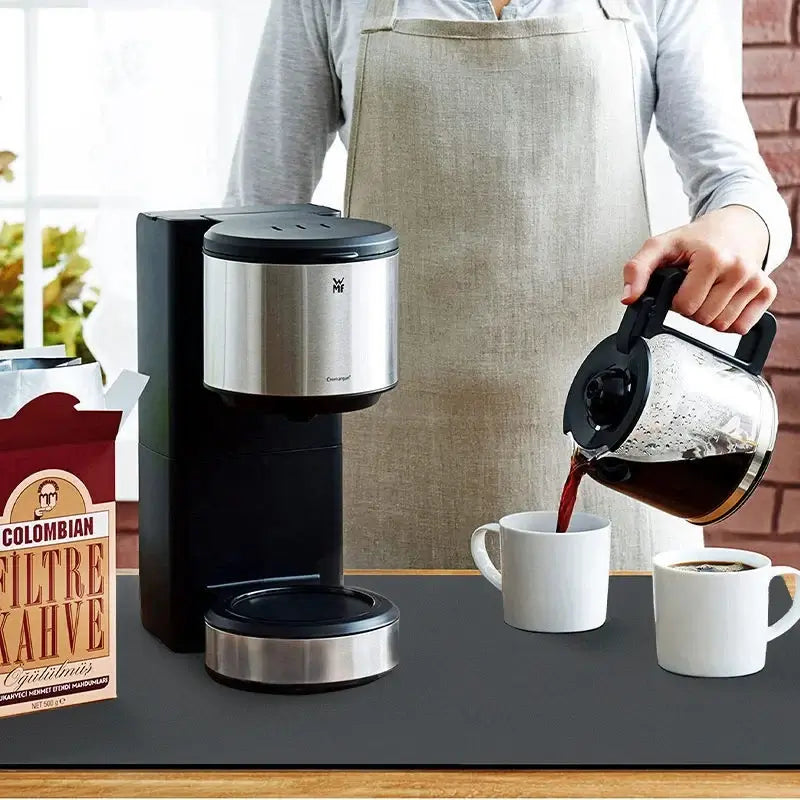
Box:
[0,149,100,362]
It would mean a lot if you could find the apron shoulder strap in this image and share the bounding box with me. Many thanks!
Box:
[361,0,399,33]
[597,0,631,20]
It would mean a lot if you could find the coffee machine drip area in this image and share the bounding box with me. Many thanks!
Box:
[136,204,400,692]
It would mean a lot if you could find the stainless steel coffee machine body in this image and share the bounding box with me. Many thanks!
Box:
[203,213,398,415]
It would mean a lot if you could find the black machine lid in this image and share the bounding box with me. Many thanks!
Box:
[203,212,398,264]
[205,585,399,640]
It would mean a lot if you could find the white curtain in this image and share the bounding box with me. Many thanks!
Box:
[84,0,740,501]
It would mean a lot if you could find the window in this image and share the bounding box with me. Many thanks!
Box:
[1,0,346,501]
[0,0,98,354]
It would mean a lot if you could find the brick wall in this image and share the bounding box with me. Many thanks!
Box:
[706,0,800,564]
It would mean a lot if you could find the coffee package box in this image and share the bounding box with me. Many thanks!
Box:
[0,348,146,718]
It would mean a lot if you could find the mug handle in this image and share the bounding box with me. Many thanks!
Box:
[471,523,502,590]
[767,567,800,642]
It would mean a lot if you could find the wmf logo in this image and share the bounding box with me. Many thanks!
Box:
[332,277,345,294]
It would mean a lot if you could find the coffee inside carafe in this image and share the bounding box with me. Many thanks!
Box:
[584,451,758,521]
[555,440,774,530]
[555,447,760,532]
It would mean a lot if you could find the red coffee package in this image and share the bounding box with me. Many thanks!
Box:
[0,362,146,718]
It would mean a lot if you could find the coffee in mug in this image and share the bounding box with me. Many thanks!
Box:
[671,561,754,573]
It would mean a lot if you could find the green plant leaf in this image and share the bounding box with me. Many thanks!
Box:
[46,304,68,324]
[68,285,87,306]
[58,316,82,357]
[0,261,22,295]
[0,215,99,362]
[60,227,85,255]
[0,151,16,183]
[41,227,64,268]
[42,276,63,309]
[0,328,24,345]
[0,222,23,249]
[60,253,91,281]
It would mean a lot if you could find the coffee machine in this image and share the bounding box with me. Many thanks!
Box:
[136,204,400,691]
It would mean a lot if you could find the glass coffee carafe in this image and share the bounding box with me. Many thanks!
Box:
[563,267,778,525]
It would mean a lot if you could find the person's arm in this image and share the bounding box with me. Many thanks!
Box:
[623,0,792,334]
[225,0,339,206]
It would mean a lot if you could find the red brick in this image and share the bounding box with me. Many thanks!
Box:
[118,501,138,533]
[797,0,800,45]
[779,188,797,251]
[781,189,799,252]
[703,528,728,547]
[713,486,777,534]
[754,540,800,566]
[771,374,800,424]
[744,49,800,95]
[743,0,794,43]
[795,194,800,252]
[780,188,796,221]
[745,98,794,132]
[704,537,800,567]
[779,488,800,533]
[766,317,800,369]
[765,431,800,483]
[117,531,139,570]
[758,137,800,187]
[772,255,800,313]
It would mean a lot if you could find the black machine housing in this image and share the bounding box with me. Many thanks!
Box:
[136,204,345,653]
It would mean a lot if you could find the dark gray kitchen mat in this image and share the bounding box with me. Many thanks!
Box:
[0,575,797,767]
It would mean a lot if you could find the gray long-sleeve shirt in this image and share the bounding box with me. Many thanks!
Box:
[226,0,792,272]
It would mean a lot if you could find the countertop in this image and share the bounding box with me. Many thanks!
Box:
[0,569,797,798]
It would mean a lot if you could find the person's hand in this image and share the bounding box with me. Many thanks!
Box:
[622,205,776,335]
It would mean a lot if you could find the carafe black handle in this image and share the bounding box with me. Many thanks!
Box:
[615,266,777,376]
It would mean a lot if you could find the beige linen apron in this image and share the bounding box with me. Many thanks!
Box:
[343,0,703,569]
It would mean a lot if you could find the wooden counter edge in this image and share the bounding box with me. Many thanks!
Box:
[1,769,800,798]
[117,568,796,595]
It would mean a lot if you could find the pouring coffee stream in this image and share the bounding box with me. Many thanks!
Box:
[558,266,779,533]
[556,451,590,533]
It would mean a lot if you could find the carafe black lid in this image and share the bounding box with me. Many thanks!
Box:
[563,334,652,452]
[203,212,398,264]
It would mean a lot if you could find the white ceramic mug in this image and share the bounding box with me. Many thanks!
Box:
[653,546,800,677]
[470,511,610,633]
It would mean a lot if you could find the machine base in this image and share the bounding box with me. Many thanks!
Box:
[204,585,400,692]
